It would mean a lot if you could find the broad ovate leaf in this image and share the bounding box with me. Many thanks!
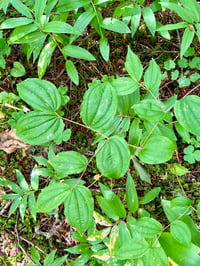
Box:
[17,78,61,111]
[139,135,176,164]
[49,151,88,178]
[64,185,94,233]
[170,220,191,246]
[80,82,117,132]
[35,183,71,213]
[16,111,64,145]
[114,239,149,260]
[110,77,139,96]
[134,217,163,238]
[133,99,166,121]
[96,136,130,178]
[174,95,200,137]
[159,233,200,266]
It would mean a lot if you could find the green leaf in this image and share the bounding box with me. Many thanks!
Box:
[135,217,163,238]
[142,244,169,266]
[65,60,79,85]
[9,24,38,44]
[11,0,32,18]
[31,247,40,264]
[87,228,111,242]
[164,59,176,70]
[139,135,176,164]
[110,77,139,96]
[114,239,149,259]
[126,174,139,212]
[157,22,188,32]
[57,0,90,12]
[45,0,58,16]
[170,163,189,176]
[38,41,56,79]
[160,3,194,23]
[178,58,188,68]
[125,46,143,81]
[175,122,190,143]
[142,7,156,36]
[178,76,191,87]
[131,5,141,37]
[43,21,79,34]
[35,183,71,213]
[140,187,161,204]
[190,73,200,82]
[195,23,200,42]
[49,151,88,178]
[30,166,40,191]
[17,78,61,112]
[132,156,151,184]
[159,232,200,266]
[170,220,191,246]
[34,0,47,23]
[19,194,28,220]
[181,27,195,58]
[181,216,200,247]
[52,255,68,266]
[144,59,161,99]
[62,129,71,142]
[0,194,19,200]
[44,250,56,266]
[0,179,23,195]
[66,243,90,254]
[101,17,131,34]
[99,37,110,62]
[16,111,64,145]
[171,70,179,81]
[64,185,94,233]
[16,170,29,192]
[62,45,95,61]
[69,7,95,44]
[174,95,200,137]
[0,17,33,29]
[9,196,22,216]
[97,194,125,220]
[10,62,26,77]
[133,99,165,121]
[96,136,130,179]
[28,191,36,220]
[80,82,117,132]
[129,119,142,155]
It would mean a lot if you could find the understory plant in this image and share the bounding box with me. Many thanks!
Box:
[0,0,200,265]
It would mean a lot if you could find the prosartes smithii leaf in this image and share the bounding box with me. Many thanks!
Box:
[80,82,117,132]
[96,136,130,178]
[17,78,61,112]
[174,95,200,137]
[64,185,94,233]
[49,151,88,178]
[139,135,176,164]
[16,111,64,145]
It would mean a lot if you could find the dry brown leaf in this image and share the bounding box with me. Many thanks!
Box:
[0,129,30,155]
